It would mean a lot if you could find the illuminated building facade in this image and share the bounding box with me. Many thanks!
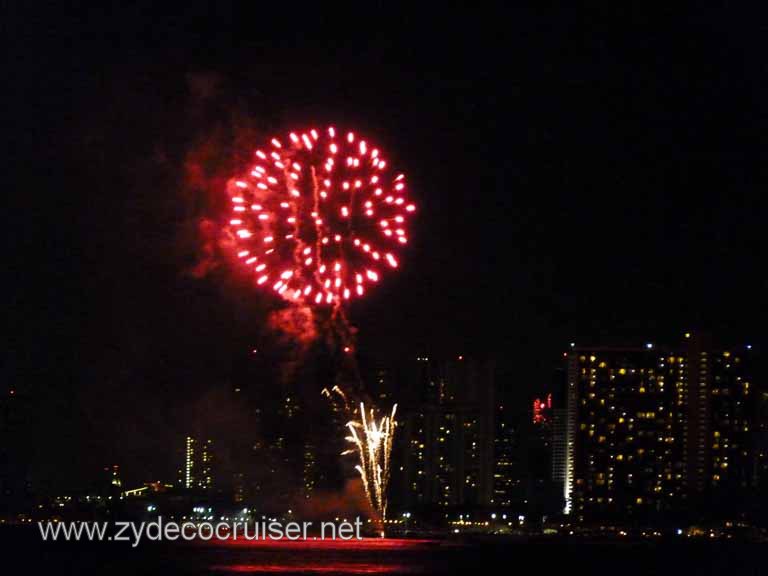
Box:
[551,405,569,502]
[184,436,194,489]
[233,472,246,503]
[756,390,768,518]
[402,410,427,504]
[400,357,495,509]
[522,368,568,520]
[563,335,761,523]
[685,334,711,495]
[550,368,570,501]
[565,347,687,522]
[702,346,760,517]
[492,404,520,508]
[271,394,301,507]
[302,442,317,499]
[183,436,215,491]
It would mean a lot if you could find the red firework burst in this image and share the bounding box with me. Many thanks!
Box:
[228,126,415,305]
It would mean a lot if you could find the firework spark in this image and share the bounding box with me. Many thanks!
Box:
[227,126,415,306]
[343,402,397,537]
[322,385,351,413]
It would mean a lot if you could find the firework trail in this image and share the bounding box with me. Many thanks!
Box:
[321,385,350,413]
[342,402,398,538]
[220,126,412,537]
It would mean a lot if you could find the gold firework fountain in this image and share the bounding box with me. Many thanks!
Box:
[343,402,397,538]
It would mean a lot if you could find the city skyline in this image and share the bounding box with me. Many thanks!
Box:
[5,333,764,534]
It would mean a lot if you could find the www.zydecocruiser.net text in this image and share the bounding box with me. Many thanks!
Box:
[38,517,365,547]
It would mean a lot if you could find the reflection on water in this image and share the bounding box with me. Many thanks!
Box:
[206,538,440,574]
[212,562,411,574]
[4,526,764,576]
[205,538,437,550]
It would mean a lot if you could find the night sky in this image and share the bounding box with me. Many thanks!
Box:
[6,3,767,490]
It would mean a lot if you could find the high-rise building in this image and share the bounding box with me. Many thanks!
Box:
[756,388,768,518]
[302,441,317,499]
[233,472,246,503]
[0,386,32,513]
[561,335,761,524]
[492,404,520,509]
[685,334,711,496]
[550,368,570,507]
[523,368,568,521]
[564,346,687,523]
[402,409,428,505]
[551,405,569,504]
[183,436,215,491]
[399,357,495,510]
[703,345,760,518]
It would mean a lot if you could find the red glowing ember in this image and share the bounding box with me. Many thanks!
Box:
[213,564,407,574]
[532,393,553,424]
[228,127,415,306]
[204,537,434,550]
